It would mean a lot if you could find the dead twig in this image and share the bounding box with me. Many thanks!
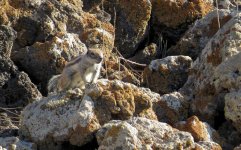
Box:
[0,107,20,117]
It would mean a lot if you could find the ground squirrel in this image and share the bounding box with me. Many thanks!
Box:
[48,48,103,93]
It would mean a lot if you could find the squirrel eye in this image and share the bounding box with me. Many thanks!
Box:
[89,52,95,57]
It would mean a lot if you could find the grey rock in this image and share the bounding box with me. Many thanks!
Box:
[96,117,196,150]
[0,56,42,107]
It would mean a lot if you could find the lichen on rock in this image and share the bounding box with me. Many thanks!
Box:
[96,117,196,150]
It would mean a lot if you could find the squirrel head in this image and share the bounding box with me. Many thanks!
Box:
[87,48,104,64]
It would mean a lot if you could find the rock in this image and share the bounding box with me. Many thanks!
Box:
[153,92,189,125]
[195,141,222,150]
[181,12,241,125]
[224,91,241,133]
[0,137,36,150]
[0,25,16,58]
[104,0,152,57]
[0,25,40,107]
[96,117,196,150]
[129,43,157,65]
[143,55,192,95]
[19,79,159,148]
[167,9,233,59]
[175,116,221,143]
[0,56,42,107]
[151,0,213,46]
[151,0,213,29]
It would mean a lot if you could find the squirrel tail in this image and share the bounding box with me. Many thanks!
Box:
[47,75,61,94]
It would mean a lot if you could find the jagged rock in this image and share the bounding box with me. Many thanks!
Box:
[175,116,221,143]
[0,137,36,150]
[143,55,192,95]
[195,141,222,150]
[0,25,16,58]
[225,91,241,133]
[0,25,41,107]
[104,0,152,57]
[19,80,159,148]
[167,9,233,59]
[181,12,241,125]
[151,0,213,46]
[0,56,41,107]
[96,117,196,150]
[1,0,115,94]
[129,43,157,64]
[153,92,189,125]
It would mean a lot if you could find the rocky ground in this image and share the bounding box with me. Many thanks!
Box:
[0,0,241,150]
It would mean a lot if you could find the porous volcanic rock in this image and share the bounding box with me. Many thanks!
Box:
[96,117,196,150]
[181,12,241,125]
[175,116,221,143]
[0,56,42,106]
[19,79,159,148]
[0,25,41,107]
[143,55,192,95]
[153,92,189,125]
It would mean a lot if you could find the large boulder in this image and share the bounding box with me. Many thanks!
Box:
[96,117,221,150]
[181,12,241,126]
[19,79,193,149]
[19,80,159,148]
[0,25,41,107]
